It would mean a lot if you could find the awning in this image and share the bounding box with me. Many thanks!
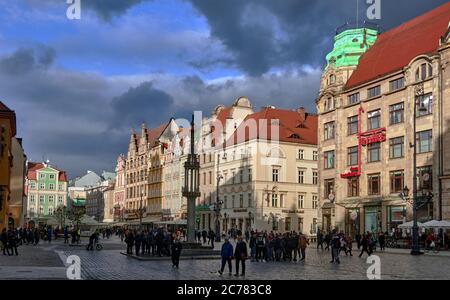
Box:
[422,220,450,229]
[398,221,424,229]
[154,219,187,226]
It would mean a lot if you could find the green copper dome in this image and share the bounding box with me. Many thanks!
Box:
[326,28,378,68]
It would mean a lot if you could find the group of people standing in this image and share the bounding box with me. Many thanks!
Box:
[1,226,57,256]
[124,228,181,258]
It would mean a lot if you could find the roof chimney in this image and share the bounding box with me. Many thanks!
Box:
[297,107,306,121]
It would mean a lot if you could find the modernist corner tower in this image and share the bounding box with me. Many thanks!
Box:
[316,2,450,236]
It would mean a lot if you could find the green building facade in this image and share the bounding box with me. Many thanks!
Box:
[26,164,68,220]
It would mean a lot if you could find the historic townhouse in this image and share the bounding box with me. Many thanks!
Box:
[216,106,318,235]
[124,120,180,225]
[316,3,450,236]
[197,97,254,231]
[25,162,68,224]
[162,127,189,222]
[113,154,126,222]
[0,101,17,231]
[9,138,27,228]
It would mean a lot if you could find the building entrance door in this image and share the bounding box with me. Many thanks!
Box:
[322,214,331,233]
[364,207,380,234]
[346,209,360,238]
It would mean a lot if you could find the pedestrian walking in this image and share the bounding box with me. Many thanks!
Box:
[218,236,234,275]
[7,229,18,256]
[1,229,10,255]
[358,234,372,258]
[298,233,309,262]
[345,235,353,256]
[234,236,248,277]
[378,232,386,251]
[134,231,142,256]
[171,236,182,269]
[355,233,362,250]
[47,227,52,244]
[64,226,69,244]
[125,231,134,255]
[330,230,341,264]
[317,229,324,250]
[255,233,265,262]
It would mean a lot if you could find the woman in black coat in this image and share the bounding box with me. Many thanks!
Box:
[234,236,248,277]
[171,236,182,268]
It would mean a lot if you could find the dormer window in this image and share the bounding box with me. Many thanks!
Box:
[290,134,300,139]
[416,63,433,82]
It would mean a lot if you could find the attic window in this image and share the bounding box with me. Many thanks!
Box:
[416,63,433,82]
[297,123,306,129]
[290,134,301,139]
[329,74,336,84]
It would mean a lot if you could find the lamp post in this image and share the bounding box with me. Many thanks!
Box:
[248,211,254,231]
[182,114,201,244]
[411,84,428,255]
[138,192,145,231]
[214,154,224,242]
[224,212,228,233]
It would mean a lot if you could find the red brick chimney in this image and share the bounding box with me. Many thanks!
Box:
[297,107,306,121]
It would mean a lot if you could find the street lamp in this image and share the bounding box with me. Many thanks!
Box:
[214,162,224,242]
[138,192,145,231]
[223,212,228,234]
[248,211,254,230]
[410,84,428,256]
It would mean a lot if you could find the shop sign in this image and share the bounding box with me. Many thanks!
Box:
[282,210,304,214]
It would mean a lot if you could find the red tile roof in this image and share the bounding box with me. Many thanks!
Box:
[345,2,450,90]
[226,107,318,146]
[26,162,68,182]
[147,123,168,145]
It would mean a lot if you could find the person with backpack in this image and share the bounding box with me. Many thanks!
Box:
[330,230,341,264]
[255,233,265,262]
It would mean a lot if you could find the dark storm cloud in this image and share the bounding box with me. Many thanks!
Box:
[186,0,449,75]
[0,46,55,75]
[110,81,176,129]
[82,0,152,21]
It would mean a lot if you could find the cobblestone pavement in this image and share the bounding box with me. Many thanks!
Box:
[58,237,450,280]
[2,237,450,280]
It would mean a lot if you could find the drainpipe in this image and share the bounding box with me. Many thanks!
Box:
[438,54,444,221]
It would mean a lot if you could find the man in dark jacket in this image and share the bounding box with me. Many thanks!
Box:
[134,231,142,256]
[7,229,18,256]
[317,229,324,250]
[125,231,134,255]
[171,236,182,269]
[218,237,234,275]
[1,229,10,255]
[208,229,216,249]
[201,230,207,244]
[234,236,248,277]
[255,233,265,262]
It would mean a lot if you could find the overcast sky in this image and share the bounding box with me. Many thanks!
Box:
[0,0,447,178]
